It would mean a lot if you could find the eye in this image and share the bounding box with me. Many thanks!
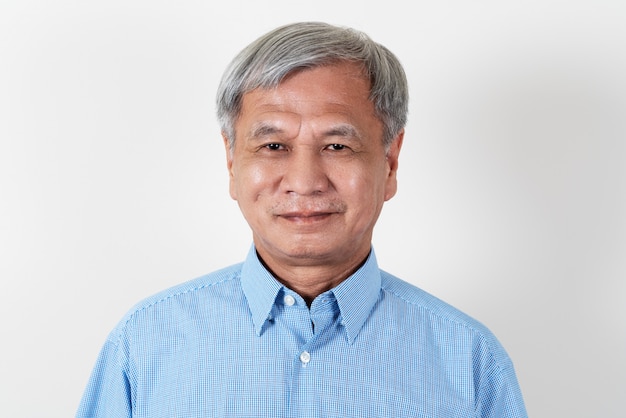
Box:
[264,143,283,151]
[326,144,346,151]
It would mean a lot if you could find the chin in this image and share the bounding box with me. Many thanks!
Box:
[281,246,334,260]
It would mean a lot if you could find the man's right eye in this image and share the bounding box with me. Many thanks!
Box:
[265,143,282,150]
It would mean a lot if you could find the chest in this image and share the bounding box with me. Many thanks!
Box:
[129,311,477,417]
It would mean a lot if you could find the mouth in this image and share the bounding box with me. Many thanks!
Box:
[278,211,335,224]
[272,200,347,227]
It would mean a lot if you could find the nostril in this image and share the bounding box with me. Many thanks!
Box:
[281,156,330,196]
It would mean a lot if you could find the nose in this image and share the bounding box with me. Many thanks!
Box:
[281,147,330,196]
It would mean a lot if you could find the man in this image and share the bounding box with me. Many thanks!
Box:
[77,22,527,417]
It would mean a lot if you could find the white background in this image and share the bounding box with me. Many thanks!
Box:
[1,1,624,417]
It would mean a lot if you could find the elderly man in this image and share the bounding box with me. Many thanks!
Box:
[77,22,527,417]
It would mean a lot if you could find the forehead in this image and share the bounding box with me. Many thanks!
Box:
[238,62,376,118]
[233,62,384,144]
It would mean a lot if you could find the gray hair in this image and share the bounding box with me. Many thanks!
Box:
[216,22,408,149]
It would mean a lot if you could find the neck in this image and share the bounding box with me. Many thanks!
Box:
[255,248,370,305]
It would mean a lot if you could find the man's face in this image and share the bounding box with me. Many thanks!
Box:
[225,61,403,271]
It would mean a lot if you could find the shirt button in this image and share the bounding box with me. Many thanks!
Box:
[284,295,296,306]
[299,351,311,364]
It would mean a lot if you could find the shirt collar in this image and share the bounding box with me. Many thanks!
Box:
[240,245,382,344]
[330,250,381,344]
[240,246,284,336]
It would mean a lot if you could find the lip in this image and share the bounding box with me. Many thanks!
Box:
[277,211,335,223]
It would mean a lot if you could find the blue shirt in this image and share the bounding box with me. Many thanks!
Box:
[77,247,527,417]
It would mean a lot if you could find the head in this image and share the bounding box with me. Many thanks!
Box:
[216,22,408,285]
[216,21,408,152]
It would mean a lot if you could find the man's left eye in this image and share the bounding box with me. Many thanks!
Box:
[327,144,346,151]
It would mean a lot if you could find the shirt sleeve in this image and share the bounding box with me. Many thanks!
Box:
[475,362,528,418]
[76,338,133,418]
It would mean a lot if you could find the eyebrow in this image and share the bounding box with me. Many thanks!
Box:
[248,122,283,140]
[323,124,361,140]
[247,122,362,141]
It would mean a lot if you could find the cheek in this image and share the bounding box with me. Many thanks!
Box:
[342,163,387,193]
[335,168,382,208]
[234,163,276,201]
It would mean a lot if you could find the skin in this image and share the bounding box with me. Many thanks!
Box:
[224,61,403,304]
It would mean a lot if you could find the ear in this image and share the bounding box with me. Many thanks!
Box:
[222,133,237,200]
[384,130,404,201]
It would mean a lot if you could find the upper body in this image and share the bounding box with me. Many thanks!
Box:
[77,246,527,418]
[77,21,527,417]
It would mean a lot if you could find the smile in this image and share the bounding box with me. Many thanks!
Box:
[277,211,335,224]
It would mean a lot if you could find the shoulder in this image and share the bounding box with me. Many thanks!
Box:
[130,262,244,311]
[380,270,483,328]
[379,270,514,369]
[107,263,245,342]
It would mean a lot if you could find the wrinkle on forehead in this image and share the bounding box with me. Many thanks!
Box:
[236,62,382,146]
[245,113,301,141]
